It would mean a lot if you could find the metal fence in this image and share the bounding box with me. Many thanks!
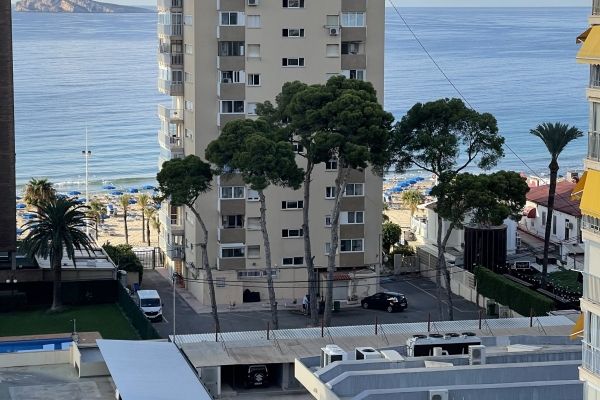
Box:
[116,282,161,340]
[132,247,164,269]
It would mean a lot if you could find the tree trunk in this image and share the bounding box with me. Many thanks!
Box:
[541,159,559,289]
[259,190,278,329]
[123,210,129,245]
[435,215,444,320]
[95,217,99,239]
[142,211,146,243]
[324,165,350,326]
[146,217,151,246]
[435,216,456,321]
[189,206,220,333]
[440,226,455,321]
[302,162,319,325]
[51,255,63,311]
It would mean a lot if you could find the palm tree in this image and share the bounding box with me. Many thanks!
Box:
[150,214,161,242]
[144,207,156,246]
[87,200,106,239]
[20,198,94,311]
[530,122,583,288]
[118,194,132,245]
[401,189,425,217]
[23,178,56,208]
[137,194,151,243]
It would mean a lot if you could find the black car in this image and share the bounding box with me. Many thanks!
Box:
[361,292,407,313]
[245,365,269,388]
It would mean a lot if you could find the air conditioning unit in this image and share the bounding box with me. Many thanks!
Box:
[329,27,339,36]
[247,0,258,5]
[320,345,347,368]
[469,345,486,365]
[222,78,231,83]
[355,347,382,360]
[429,389,448,400]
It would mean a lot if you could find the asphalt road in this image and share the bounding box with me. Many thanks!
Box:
[142,269,483,337]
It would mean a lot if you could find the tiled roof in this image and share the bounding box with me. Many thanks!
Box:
[526,181,581,217]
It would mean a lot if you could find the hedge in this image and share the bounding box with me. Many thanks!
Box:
[474,266,554,316]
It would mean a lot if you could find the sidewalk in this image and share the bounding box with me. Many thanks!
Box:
[154,267,362,314]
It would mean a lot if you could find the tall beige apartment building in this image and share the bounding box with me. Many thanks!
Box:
[576,2,600,397]
[156,0,385,306]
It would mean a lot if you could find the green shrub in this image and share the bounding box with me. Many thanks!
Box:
[474,266,554,316]
[103,243,144,283]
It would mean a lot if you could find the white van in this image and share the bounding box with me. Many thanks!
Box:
[135,290,163,322]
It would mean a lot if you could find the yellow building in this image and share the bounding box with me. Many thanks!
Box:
[576,8,600,397]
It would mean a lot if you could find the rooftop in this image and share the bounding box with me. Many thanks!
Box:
[526,181,581,217]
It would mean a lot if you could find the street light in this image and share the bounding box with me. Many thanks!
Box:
[81,127,92,235]
[172,271,181,347]
[5,277,17,307]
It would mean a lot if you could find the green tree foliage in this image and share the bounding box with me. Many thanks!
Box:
[20,198,94,311]
[391,98,504,320]
[530,122,583,288]
[23,178,56,208]
[88,200,106,239]
[102,243,144,284]
[400,189,424,217]
[118,194,132,245]
[382,221,402,255]
[206,118,304,330]
[137,193,151,243]
[156,155,220,332]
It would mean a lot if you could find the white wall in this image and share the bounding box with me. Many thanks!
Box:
[519,201,580,244]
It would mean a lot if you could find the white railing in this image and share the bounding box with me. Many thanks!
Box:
[158,52,183,66]
[583,342,600,375]
[158,131,183,151]
[157,23,183,37]
[157,105,183,121]
[157,0,182,9]
[584,272,600,303]
[594,0,600,15]
[157,80,183,96]
[590,131,600,162]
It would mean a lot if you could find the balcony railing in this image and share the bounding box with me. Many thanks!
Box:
[583,272,600,303]
[158,131,183,152]
[583,342,600,375]
[591,66,600,89]
[589,131,600,162]
[157,23,183,37]
[157,0,182,10]
[594,0,600,15]
[157,105,183,121]
[157,79,183,96]
[158,52,183,67]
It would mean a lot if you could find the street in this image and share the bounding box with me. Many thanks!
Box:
[142,269,482,337]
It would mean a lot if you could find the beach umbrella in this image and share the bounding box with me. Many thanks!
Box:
[75,198,87,204]
[128,198,138,205]
[16,196,21,200]
[110,190,124,196]
[408,178,418,184]
[68,190,82,196]
[56,193,68,199]
[127,187,139,193]
[16,228,23,235]
[22,213,36,220]
[415,177,425,181]
[102,184,116,190]
[141,185,155,190]
[400,182,410,188]
[16,203,26,209]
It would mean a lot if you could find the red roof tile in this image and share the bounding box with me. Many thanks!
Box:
[526,181,581,217]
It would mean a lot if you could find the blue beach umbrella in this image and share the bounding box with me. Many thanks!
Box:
[16,196,21,200]
[75,198,87,204]
[142,185,155,190]
[415,177,425,181]
[127,187,139,194]
[16,203,26,209]
[110,191,124,196]
[23,213,36,220]
[400,182,410,188]
[102,184,116,190]
[408,178,418,184]
[128,198,138,205]
[16,228,23,235]
[68,190,81,196]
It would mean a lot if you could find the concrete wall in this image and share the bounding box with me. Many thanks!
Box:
[0,349,70,368]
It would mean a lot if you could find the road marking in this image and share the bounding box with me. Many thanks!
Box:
[401,280,470,313]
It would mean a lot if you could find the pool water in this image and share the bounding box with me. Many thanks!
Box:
[0,337,73,353]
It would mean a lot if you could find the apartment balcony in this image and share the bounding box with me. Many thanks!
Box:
[158,130,184,153]
[157,79,183,96]
[159,206,184,236]
[168,244,185,261]
[583,341,600,376]
[158,51,183,68]
[218,228,246,244]
[589,131,600,163]
[157,105,183,122]
[157,23,182,38]
[583,272,600,304]
[157,0,182,11]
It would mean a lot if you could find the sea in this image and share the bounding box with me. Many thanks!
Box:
[11,7,590,194]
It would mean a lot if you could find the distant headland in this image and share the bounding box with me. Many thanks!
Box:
[15,0,154,13]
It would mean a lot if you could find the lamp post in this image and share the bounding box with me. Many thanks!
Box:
[82,127,91,235]
[172,271,180,346]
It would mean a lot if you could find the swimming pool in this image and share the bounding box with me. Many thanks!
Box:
[0,337,73,353]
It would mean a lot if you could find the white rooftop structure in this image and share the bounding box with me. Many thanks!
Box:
[35,247,116,270]
[97,340,211,400]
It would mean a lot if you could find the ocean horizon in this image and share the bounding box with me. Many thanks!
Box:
[12,7,591,193]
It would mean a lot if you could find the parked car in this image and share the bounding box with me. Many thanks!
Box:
[245,365,269,388]
[134,289,163,322]
[510,261,538,275]
[361,292,407,313]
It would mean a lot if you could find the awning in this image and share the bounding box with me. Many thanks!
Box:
[97,340,211,400]
[523,206,537,219]
[571,171,588,200]
[570,313,584,340]
[577,26,600,64]
[577,27,592,44]
[581,169,600,219]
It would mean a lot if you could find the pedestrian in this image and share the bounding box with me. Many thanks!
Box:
[302,293,309,315]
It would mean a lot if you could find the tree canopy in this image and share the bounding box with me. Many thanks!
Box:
[156,155,213,207]
[382,221,402,254]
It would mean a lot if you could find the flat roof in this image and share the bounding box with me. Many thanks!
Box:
[35,247,116,270]
[97,340,211,400]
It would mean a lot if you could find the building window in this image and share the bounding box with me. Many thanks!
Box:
[220,100,245,114]
[282,57,305,67]
[247,189,260,201]
[341,12,365,27]
[325,187,336,199]
[542,211,547,226]
[247,15,261,28]
[238,269,278,278]
[218,41,245,56]
[282,257,304,266]
[345,211,364,224]
[184,128,193,139]
[343,69,366,81]
[220,186,245,199]
[184,15,193,25]
[247,74,261,86]
[283,0,304,8]
[341,42,361,55]
[247,44,261,58]
[326,44,340,57]
[220,11,244,26]
[292,143,304,153]
[345,183,364,197]
[184,44,193,54]
[221,247,245,258]
[184,100,193,111]
[340,239,364,252]
[247,245,261,259]
[184,72,193,83]
[325,159,338,170]
[326,15,339,27]
[247,217,261,230]
[282,200,303,210]
[325,215,332,227]
[222,215,244,228]
[247,103,258,115]
[282,228,304,238]
[325,242,331,255]
[221,70,244,83]
[552,215,557,235]
[282,28,305,37]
